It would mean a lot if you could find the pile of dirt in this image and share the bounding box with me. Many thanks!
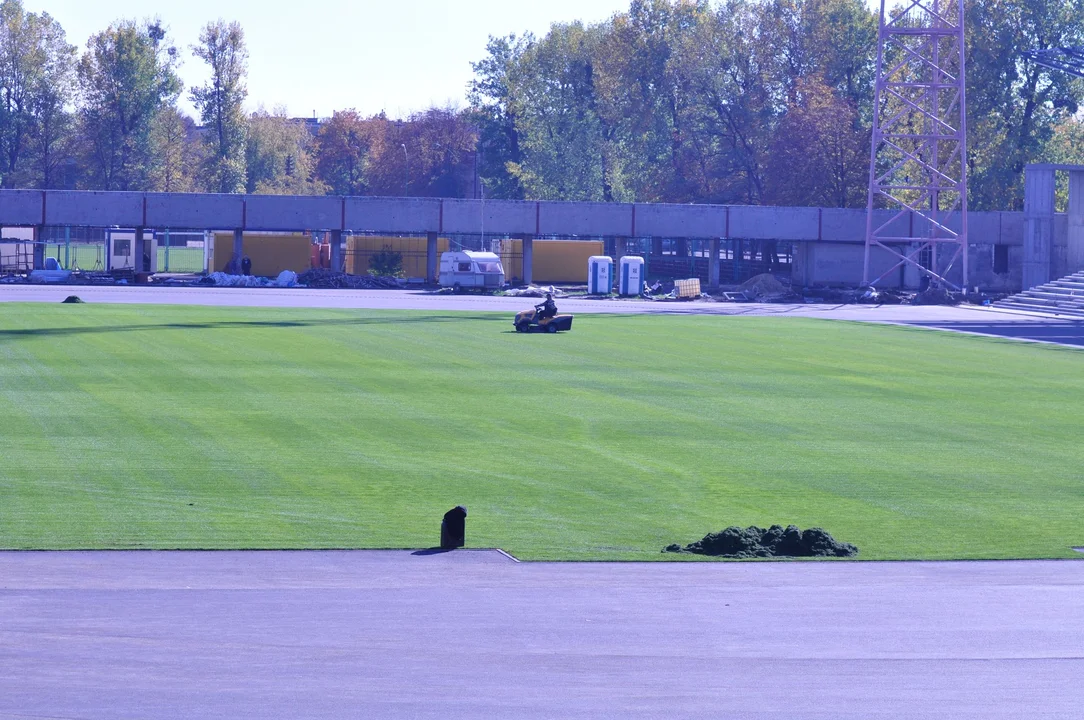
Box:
[61,295,84,303]
[911,286,962,306]
[296,269,401,289]
[739,273,788,298]
[663,525,858,559]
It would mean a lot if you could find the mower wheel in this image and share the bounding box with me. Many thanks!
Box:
[516,322,529,333]
[546,323,558,333]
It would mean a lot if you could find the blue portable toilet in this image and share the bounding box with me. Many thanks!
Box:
[588,256,613,294]
[619,256,645,296]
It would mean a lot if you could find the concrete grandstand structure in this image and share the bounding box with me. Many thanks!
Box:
[1,176,1082,291]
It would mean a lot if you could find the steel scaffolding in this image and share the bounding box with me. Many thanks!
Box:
[864,0,968,289]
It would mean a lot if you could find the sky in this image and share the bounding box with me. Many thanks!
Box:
[24,0,884,120]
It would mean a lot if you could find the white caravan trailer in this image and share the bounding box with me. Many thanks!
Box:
[438,250,505,292]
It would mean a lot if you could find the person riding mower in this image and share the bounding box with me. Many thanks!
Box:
[514,294,574,333]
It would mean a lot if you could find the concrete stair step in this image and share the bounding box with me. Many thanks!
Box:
[1017,290,1084,305]
[995,300,1084,317]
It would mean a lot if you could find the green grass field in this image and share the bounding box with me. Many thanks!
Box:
[2,304,1083,560]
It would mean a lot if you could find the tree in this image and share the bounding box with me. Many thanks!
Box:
[467,34,531,199]
[763,75,867,207]
[503,22,611,201]
[0,1,78,188]
[358,108,478,198]
[314,109,370,195]
[149,105,199,192]
[190,20,247,193]
[245,107,324,195]
[966,0,1084,210]
[77,19,181,190]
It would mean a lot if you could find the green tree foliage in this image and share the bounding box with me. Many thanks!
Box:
[467,33,531,200]
[190,20,248,194]
[966,0,1084,210]
[77,19,181,191]
[245,107,324,195]
[149,105,199,192]
[0,0,77,188]
[505,22,612,201]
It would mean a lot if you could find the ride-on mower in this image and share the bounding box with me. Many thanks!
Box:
[514,306,574,333]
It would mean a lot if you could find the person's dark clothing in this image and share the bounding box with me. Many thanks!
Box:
[536,298,557,320]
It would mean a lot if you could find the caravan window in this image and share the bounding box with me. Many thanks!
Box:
[477,262,503,273]
[458,262,472,272]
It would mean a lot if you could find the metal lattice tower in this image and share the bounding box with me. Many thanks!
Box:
[864,0,968,289]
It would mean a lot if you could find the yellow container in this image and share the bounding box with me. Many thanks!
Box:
[675,278,701,298]
[212,233,312,275]
[346,236,450,278]
[496,239,604,284]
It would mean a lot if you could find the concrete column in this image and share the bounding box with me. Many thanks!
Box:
[615,237,627,263]
[676,239,688,258]
[134,227,146,272]
[232,229,244,274]
[651,238,663,257]
[1023,167,1056,290]
[708,238,721,289]
[903,242,923,289]
[426,232,438,283]
[32,226,45,270]
[522,235,534,286]
[1068,171,1084,275]
[791,241,808,286]
[330,230,343,273]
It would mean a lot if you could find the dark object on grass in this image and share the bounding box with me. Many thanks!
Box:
[241,256,252,276]
[61,295,84,303]
[664,525,857,559]
[440,505,468,549]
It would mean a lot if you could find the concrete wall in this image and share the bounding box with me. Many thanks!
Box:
[0,189,1047,289]
[344,197,440,234]
[442,199,535,236]
[633,203,726,238]
[538,202,632,237]
[145,193,243,229]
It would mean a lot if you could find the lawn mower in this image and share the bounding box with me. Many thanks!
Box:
[514,306,574,333]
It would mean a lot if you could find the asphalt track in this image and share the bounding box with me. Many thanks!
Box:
[1,551,1082,720]
[2,285,1083,717]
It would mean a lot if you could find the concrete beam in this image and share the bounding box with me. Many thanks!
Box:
[0,189,44,226]
[633,203,726,239]
[441,199,536,235]
[145,193,244,230]
[537,201,632,237]
[45,191,144,227]
[708,238,721,288]
[329,230,342,272]
[134,227,145,273]
[426,232,438,283]
[245,195,341,231]
[344,197,440,234]
[231,229,244,275]
[729,206,819,240]
[522,236,534,286]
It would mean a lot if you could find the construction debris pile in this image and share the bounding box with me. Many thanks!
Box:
[663,524,858,559]
[295,269,401,289]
